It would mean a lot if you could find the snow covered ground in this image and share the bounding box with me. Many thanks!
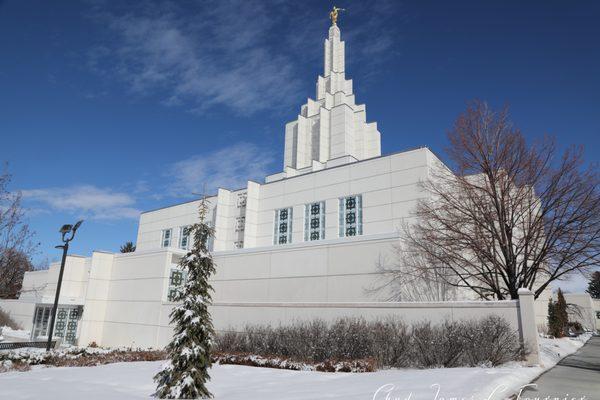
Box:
[0,326,30,342]
[0,334,590,400]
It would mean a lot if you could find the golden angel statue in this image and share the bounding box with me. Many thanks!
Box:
[329,6,345,25]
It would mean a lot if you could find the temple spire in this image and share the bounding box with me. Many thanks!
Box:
[324,7,345,76]
[278,10,381,179]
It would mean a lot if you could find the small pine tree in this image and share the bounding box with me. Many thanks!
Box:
[547,298,561,337]
[154,201,216,399]
[586,271,600,299]
[119,241,136,253]
[555,289,569,337]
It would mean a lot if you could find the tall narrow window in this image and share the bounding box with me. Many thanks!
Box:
[237,193,247,208]
[161,228,172,248]
[339,195,363,237]
[207,221,214,252]
[305,201,325,241]
[179,226,190,250]
[274,207,293,245]
[167,268,187,302]
[235,216,246,232]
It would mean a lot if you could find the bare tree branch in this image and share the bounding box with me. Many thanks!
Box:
[382,101,600,300]
[0,169,37,299]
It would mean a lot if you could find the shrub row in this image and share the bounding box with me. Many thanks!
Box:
[215,315,526,368]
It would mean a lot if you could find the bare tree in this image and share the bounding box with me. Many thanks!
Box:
[392,101,600,300]
[368,246,460,301]
[0,170,37,299]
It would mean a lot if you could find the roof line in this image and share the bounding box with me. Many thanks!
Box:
[141,145,445,215]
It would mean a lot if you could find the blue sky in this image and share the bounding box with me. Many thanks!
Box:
[1,1,599,289]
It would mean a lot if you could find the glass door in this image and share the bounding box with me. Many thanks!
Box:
[31,305,82,345]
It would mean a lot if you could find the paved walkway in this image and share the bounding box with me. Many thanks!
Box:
[521,336,600,400]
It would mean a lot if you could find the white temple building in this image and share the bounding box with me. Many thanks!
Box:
[3,21,593,348]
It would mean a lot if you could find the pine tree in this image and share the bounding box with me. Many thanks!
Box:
[154,201,216,399]
[547,298,560,337]
[586,271,600,299]
[119,241,136,253]
[555,288,569,337]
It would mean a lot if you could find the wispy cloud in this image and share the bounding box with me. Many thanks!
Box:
[20,142,276,221]
[167,142,275,196]
[22,185,140,220]
[87,0,302,115]
[84,1,404,115]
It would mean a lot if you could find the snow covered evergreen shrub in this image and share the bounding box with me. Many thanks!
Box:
[154,201,216,399]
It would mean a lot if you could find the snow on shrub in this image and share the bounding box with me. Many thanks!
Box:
[0,347,166,372]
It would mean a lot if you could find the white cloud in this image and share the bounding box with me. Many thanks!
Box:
[22,185,140,220]
[87,1,302,115]
[85,1,404,116]
[167,142,275,196]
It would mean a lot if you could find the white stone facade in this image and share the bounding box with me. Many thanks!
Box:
[281,25,381,174]
[1,23,593,352]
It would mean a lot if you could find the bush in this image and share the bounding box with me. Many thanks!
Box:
[0,308,20,330]
[215,315,525,369]
[461,315,525,366]
[568,321,583,334]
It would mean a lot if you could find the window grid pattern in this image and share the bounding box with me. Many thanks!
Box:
[235,216,246,232]
[179,226,191,250]
[339,195,363,237]
[274,207,293,245]
[32,305,81,345]
[304,202,326,241]
[167,268,188,302]
[237,193,247,208]
[207,221,214,252]
[161,229,172,248]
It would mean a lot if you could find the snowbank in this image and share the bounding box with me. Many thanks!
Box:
[0,334,590,400]
[0,326,30,341]
[538,333,590,368]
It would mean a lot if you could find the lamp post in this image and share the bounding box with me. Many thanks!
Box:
[46,220,83,352]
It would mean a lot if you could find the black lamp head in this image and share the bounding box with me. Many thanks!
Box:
[72,220,84,232]
[59,224,73,234]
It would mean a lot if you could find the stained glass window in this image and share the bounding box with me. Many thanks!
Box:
[161,228,172,248]
[31,305,81,345]
[274,207,293,245]
[339,195,363,237]
[206,220,214,252]
[179,226,191,250]
[167,268,188,302]
[237,193,247,208]
[304,201,325,241]
[235,216,246,232]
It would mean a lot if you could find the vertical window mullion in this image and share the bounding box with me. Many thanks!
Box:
[304,205,309,242]
[288,208,293,243]
[321,201,326,239]
[357,195,363,235]
[338,198,344,237]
